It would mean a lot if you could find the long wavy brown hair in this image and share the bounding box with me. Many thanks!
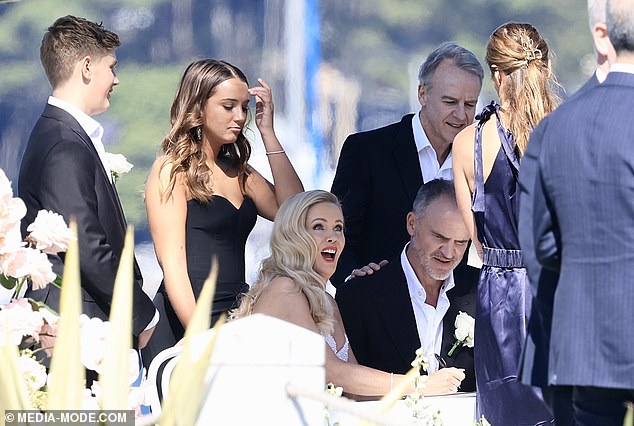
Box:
[161,59,252,202]
[486,22,561,154]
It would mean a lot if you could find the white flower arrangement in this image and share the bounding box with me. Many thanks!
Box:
[104,152,133,184]
[0,168,71,298]
[324,382,343,426]
[404,347,443,425]
[0,167,146,415]
[448,311,475,357]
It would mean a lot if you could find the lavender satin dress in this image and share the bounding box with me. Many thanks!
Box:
[472,103,553,425]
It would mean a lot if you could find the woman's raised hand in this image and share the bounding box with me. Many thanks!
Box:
[248,78,275,137]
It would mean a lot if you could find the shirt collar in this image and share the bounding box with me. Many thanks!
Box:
[412,111,432,153]
[401,243,455,303]
[595,67,608,83]
[48,96,103,141]
[610,63,634,75]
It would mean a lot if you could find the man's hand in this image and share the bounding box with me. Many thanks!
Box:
[344,259,389,282]
[423,367,465,396]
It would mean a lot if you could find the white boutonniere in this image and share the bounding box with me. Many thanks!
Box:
[447,311,475,357]
[104,152,133,184]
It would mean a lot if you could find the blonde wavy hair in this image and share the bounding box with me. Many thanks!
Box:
[161,59,252,202]
[486,22,561,154]
[231,190,340,335]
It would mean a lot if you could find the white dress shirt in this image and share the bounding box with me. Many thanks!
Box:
[412,113,454,183]
[401,244,454,374]
[48,96,113,182]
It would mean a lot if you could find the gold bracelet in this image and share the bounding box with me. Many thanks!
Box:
[265,149,286,155]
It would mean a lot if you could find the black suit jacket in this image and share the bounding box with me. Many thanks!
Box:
[18,104,155,338]
[335,257,476,391]
[330,114,478,289]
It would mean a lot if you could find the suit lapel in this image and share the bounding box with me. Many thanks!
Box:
[370,261,421,366]
[43,105,127,231]
[392,115,423,204]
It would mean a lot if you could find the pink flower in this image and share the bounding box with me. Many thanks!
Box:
[1,247,56,290]
[0,170,26,255]
[27,210,73,254]
[0,298,44,345]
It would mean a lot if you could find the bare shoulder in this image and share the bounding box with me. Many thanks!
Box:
[146,155,188,200]
[453,123,477,155]
[148,155,176,182]
[263,276,303,296]
[253,277,318,331]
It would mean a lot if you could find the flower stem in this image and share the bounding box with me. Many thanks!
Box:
[447,340,463,357]
[13,276,27,300]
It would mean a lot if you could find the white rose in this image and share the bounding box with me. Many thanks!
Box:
[27,210,73,254]
[79,315,110,373]
[454,311,475,348]
[104,152,133,175]
[17,354,48,391]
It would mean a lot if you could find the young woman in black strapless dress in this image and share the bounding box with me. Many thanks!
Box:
[142,59,303,367]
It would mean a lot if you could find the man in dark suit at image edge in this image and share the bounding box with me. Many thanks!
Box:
[522,0,634,424]
[517,1,616,424]
[330,42,483,289]
[18,15,156,349]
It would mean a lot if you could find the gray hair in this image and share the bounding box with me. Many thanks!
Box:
[417,42,484,88]
[607,0,634,53]
[411,179,457,217]
[587,0,607,29]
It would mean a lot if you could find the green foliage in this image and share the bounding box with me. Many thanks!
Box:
[106,65,182,226]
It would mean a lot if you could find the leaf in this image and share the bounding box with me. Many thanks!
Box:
[99,226,135,410]
[0,329,32,411]
[47,220,84,409]
[624,402,634,426]
[51,274,63,288]
[0,272,17,290]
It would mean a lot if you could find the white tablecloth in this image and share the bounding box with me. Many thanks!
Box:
[331,392,476,425]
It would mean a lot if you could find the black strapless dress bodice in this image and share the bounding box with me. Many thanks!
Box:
[142,194,257,368]
[185,195,256,299]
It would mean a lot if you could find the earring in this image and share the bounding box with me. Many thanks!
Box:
[194,126,202,142]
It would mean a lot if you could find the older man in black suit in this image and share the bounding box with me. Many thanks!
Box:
[336,179,476,392]
[18,16,156,348]
[330,42,483,289]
